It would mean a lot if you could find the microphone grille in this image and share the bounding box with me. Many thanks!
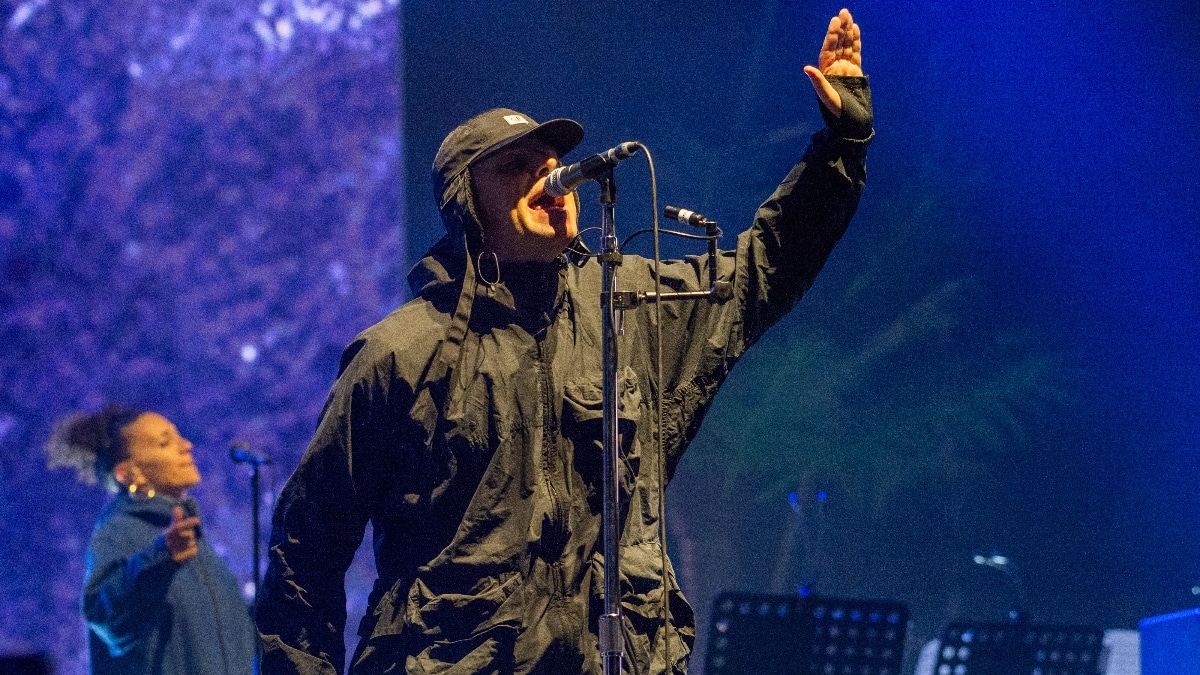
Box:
[544,168,571,198]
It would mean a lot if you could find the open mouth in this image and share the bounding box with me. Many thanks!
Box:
[529,189,566,212]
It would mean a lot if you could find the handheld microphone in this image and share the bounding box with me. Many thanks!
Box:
[664,205,715,228]
[181,497,203,538]
[544,142,640,197]
[229,440,272,465]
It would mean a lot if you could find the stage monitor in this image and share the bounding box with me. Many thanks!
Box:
[1139,607,1200,675]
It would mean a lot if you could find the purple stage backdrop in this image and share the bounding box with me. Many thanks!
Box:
[0,2,401,672]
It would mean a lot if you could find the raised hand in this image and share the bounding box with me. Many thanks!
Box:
[163,506,201,563]
[803,8,864,117]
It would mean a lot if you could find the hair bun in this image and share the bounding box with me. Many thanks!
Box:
[45,403,144,488]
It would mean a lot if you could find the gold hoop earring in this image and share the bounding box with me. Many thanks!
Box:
[125,465,156,500]
[127,482,156,500]
[476,250,501,287]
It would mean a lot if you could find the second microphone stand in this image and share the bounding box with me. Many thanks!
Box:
[230,442,269,600]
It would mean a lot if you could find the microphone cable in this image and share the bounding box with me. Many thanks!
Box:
[645,145,676,675]
[624,143,676,675]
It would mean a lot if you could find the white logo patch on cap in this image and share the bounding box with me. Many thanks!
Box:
[503,115,529,126]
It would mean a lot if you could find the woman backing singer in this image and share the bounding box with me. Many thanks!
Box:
[47,403,254,675]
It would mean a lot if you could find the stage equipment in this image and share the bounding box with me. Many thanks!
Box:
[663,205,714,227]
[544,142,640,197]
[595,147,634,675]
[229,440,270,598]
[933,622,1105,675]
[1139,607,1200,675]
[972,552,1028,624]
[704,591,908,675]
[579,142,731,675]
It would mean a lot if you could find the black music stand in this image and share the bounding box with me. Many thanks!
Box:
[934,622,1106,675]
[705,592,908,675]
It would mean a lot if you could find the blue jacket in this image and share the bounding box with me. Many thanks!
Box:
[84,492,255,675]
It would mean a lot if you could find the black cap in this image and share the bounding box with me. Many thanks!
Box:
[433,108,584,208]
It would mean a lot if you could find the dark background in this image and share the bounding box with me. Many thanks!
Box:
[2,0,1198,672]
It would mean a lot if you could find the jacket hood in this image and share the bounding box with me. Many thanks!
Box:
[406,233,465,300]
[413,109,584,418]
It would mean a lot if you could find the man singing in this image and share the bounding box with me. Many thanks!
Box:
[257,9,872,674]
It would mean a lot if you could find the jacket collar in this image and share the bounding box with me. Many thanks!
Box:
[106,490,190,524]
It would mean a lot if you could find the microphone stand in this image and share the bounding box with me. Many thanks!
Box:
[596,167,730,675]
[230,441,267,675]
[231,443,267,600]
[974,553,1029,624]
[597,168,624,675]
[251,461,262,599]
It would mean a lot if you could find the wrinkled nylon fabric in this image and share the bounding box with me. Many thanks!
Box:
[257,77,872,675]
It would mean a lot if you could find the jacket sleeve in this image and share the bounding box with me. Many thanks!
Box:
[256,336,403,675]
[83,529,181,656]
[643,76,872,467]
[732,75,872,348]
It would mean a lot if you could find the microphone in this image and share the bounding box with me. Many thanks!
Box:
[181,497,203,538]
[229,441,271,465]
[664,205,715,228]
[544,142,640,197]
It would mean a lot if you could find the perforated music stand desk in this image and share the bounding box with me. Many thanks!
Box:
[704,592,908,675]
[934,622,1106,675]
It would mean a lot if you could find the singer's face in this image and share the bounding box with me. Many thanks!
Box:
[120,412,201,498]
[471,138,578,262]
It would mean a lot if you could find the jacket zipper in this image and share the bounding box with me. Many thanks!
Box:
[535,338,567,599]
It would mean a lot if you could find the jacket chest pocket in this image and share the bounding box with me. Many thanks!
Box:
[561,365,645,510]
[437,354,510,455]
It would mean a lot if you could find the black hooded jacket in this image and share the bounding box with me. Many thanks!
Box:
[257,77,873,675]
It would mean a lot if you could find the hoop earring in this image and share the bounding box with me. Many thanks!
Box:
[128,482,155,501]
[476,250,501,287]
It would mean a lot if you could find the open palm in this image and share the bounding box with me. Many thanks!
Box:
[803,8,864,116]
